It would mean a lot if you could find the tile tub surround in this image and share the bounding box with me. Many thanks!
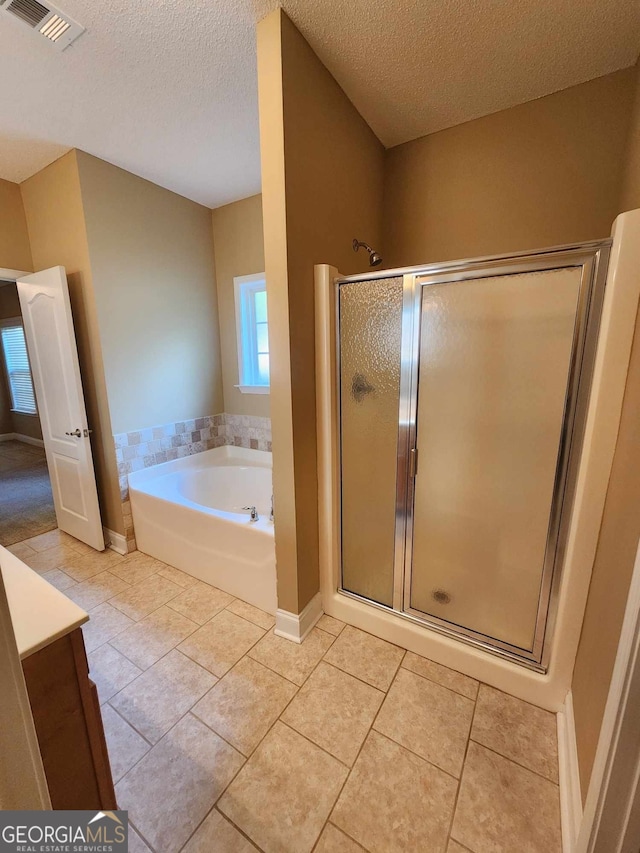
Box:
[113,413,272,550]
[12,527,562,853]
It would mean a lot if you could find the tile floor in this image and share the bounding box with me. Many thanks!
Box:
[9,529,563,853]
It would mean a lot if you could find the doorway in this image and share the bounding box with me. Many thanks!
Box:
[0,280,54,546]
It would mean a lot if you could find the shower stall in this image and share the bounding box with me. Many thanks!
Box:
[314,225,640,703]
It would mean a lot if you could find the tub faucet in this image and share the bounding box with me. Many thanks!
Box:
[243,505,259,522]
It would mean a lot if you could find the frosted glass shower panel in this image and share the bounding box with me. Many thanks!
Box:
[410,267,582,650]
[339,277,404,606]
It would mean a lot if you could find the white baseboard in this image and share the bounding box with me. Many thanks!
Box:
[558,690,583,853]
[15,434,44,448]
[275,592,323,643]
[103,527,128,556]
[0,432,44,448]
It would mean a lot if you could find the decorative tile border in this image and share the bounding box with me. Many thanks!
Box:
[113,413,272,551]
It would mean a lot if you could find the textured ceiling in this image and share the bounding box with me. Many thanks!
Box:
[0,0,638,207]
[0,0,263,207]
[269,0,640,147]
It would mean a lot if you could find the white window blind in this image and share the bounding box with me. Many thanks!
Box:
[1,324,37,415]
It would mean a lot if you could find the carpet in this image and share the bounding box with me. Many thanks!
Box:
[0,441,57,546]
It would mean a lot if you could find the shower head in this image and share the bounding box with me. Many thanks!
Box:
[353,238,383,267]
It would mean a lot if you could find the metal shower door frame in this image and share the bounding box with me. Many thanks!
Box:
[335,239,610,672]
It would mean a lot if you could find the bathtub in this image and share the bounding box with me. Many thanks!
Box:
[128,446,276,613]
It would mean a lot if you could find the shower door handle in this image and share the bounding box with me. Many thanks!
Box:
[409,448,418,477]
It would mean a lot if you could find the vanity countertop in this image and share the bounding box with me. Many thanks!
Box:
[0,544,89,660]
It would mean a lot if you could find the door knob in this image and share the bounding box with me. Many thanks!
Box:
[65,429,82,437]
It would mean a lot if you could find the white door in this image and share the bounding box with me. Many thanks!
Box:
[17,267,104,550]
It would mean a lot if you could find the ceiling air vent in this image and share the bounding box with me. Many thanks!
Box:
[7,0,49,27]
[1,0,85,49]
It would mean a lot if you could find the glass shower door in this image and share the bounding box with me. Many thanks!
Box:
[339,277,404,606]
[406,267,582,654]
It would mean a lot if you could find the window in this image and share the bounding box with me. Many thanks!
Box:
[0,320,37,415]
[234,273,269,394]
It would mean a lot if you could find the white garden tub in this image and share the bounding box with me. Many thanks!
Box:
[128,446,276,613]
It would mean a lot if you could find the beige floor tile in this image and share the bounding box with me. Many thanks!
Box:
[128,827,152,853]
[451,741,561,853]
[64,549,125,582]
[101,705,150,783]
[110,605,199,670]
[23,528,75,552]
[40,568,77,592]
[332,730,458,853]
[82,602,135,653]
[323,625,404,691]
[219,721,348,853]
[116,713,244,853]
[167,581,234,624]
[22,543,82,573]
[402,651,479,700]
[315,824,365,852]
[65,571,130,612]
[157,564,200,588]
[182,808,256,852]
[110,649,216,743]
[7,542,36,561]
[373,668,474,777]
[110,574,183,621]
[68,539,105,557]
[282,662,384,766]
[471,684,559,782]
[192,656,297,756]
[110,552,163,585]
[226,598,275,630]
[447,841,470,853]
[248,628,334,686]
[179,610,265,677]
[317,614,346,637]
[88,643,143,703]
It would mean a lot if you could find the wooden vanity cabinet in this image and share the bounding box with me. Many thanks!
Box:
[21,627,117,809]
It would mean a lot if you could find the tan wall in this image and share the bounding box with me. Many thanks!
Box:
[76,151,223,435]
[211,194,269,417]
[0,179,32,273]
[572,59,640,802]
[620,61,640,211]
[383,69,636,268]
[0,284,43,441]
[0,285,20,316]
[0,368,12,434]
[258,9,385,612]
[20,152,123,534]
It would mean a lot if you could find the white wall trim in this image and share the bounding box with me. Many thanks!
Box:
[103,526,127,556]
[0,432,44,448]
[0,269,30,282]
[558,690,583,853]
[275,592,323,643]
